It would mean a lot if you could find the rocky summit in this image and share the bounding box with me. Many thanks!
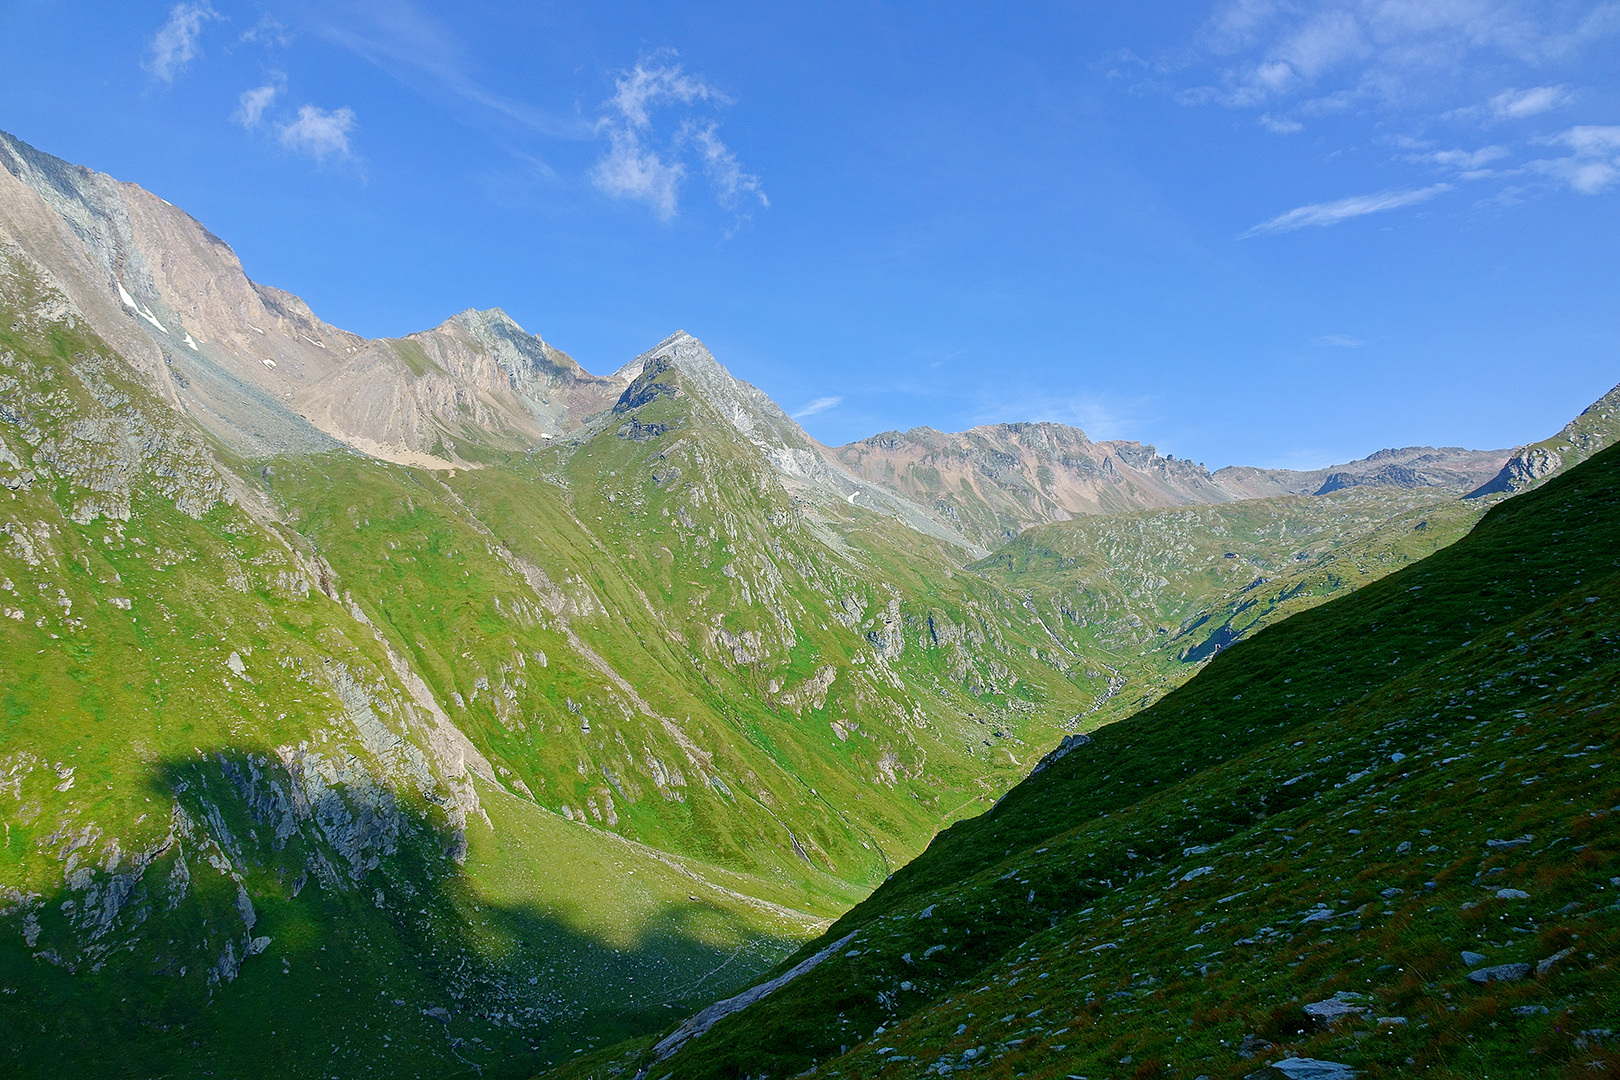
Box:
[0,127,1615,1080]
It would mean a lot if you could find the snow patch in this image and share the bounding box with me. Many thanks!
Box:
[116,281,168,332]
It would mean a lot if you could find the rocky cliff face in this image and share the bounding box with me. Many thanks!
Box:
[1468,380,1620,497]
[0,129,633,470]
[293,308,627,466]
[0,129,356,456]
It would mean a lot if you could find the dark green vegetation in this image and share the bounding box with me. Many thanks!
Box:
[597,440,1620,1079]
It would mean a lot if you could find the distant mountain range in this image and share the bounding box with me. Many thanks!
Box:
[0,128,1530,556]
[0,125,1615,1078]
[836,425,1509,547]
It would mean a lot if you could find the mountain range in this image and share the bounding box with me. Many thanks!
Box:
[0,126,1615,1079]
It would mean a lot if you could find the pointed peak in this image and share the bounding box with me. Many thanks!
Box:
[446,306,534,339]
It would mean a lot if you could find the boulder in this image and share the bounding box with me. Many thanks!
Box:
[1270,1059,1357,1079]
[1467,963,1532,985]
[1536,947,1575,975]
[1303,993,1368,1025]
[1238,1034,1275,1059]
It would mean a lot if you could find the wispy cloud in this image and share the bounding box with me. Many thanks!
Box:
[1414,145,1509,171]
[681,121,768,211]
[1489,84,1571,119]
[1176,2,1619,129]
[240,15,291,48]
[145,2,219,84]
[972,390,1150,442]
[792,396,844,419]
[591,55,766,222]
[278,105,358,163]
[475,150,562,209]
[591,129,685,221]
[1530,124,1620,194]
[320,2,588,140]
[232,77,284,129]
[1243,183,1451,237]
[608,61,727,129]
[1258,112,1304,134]
[1312,334,1364,347]
[1555,124,1620,156]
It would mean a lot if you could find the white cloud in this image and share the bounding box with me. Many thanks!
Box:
[609,61,727,130]
[1541,159,1619,193]
[1312,334,1365,347]
[232,80,282,129]
[591,129,684,220]
[1419,145,1509,169]
[792,396,843,419]
[278,105,358,162]
[1556,124,1620,156]
[680,121,768,211]
[1258,112,1304,134]
[240,16,291,47]
[1185,1,1617,115]
[145,2,219,84]
[591,55,765,222]
[1489,85,1571,119]
[1530,124,1620,193]
[1243,183,1451,236]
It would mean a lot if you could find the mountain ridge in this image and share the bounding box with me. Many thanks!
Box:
[0,126,1525,557]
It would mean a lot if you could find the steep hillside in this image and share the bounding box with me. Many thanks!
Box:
[1470,380,1620,498]
[603,440,1620,1080]
[0,238,880,1077]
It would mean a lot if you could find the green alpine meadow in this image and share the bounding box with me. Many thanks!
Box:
[1,66,1616,1080]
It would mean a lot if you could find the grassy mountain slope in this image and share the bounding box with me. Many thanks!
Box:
[609,437,1620,1080]
[973,488,1492,721]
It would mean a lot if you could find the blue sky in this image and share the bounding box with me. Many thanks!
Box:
[2,1,1618,468]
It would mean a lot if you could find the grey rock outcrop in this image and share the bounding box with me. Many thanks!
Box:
[1469,381,1620,498]
[1467,963,1532,984]
[1269,1059,1357,1080]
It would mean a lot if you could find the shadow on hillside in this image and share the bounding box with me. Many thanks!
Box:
[0,744,801,1080]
